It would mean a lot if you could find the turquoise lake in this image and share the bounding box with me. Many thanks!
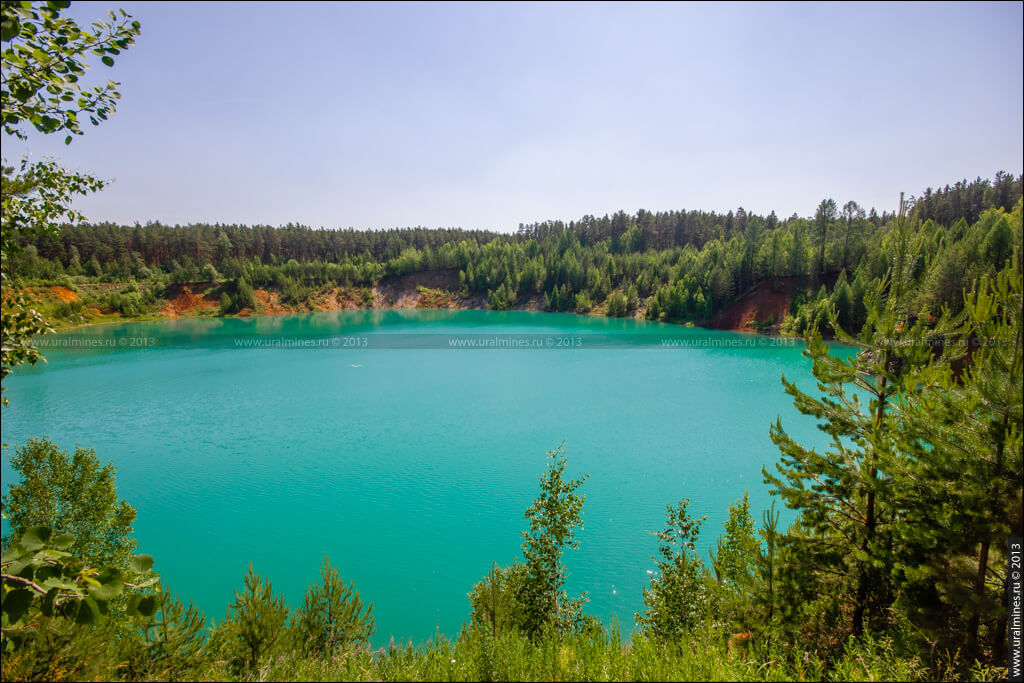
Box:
[0,310,840,645]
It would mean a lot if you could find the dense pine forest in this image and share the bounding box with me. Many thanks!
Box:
[7,172,1022,334]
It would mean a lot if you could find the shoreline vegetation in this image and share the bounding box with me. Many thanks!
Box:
[24,277,723,335]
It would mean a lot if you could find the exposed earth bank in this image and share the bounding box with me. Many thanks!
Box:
[27,270,797,334]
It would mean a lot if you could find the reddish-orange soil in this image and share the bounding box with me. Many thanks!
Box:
[49,285,81,303]
[162,285,219,317]
[709,277,800,332]
[254,289,289,314]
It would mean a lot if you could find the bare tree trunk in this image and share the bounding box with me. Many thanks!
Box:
[854,362,888,637]
[966,539,990,661]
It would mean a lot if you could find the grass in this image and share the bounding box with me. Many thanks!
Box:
[194,627,1007,682]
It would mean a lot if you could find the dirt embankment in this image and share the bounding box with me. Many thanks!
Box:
[708,274,847,333]
[49,285,81,303]
[206,270,479,317]
[162,283,220,317]
[373,269,483,309]
[708,277,801,333]
[45,270,816,336]
[254,289,289,314]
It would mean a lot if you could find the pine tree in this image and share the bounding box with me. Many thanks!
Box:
[841,200,865,270]
[294,555,374,656]
[814,198,838,278]
[709,492,759,632]
[764,205,957,637]
[891,262,1022,662]
[831,270,853,332]
[606,291,627,318]
[119,591,208,681]
[467,560,529,636]
[86,254,103,278]
[235,277,255,311]
[757,500,781,650]
[217,564,289,673]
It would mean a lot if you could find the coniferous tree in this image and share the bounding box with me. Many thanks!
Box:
[841,200,865,270]
[229,276,256,312]
[709,492,759,632]
[814,199,838,278]
[86,254,103,277]
[764,206,957,637]
[219,292,233,315]
[294,555,374,655]
[215,564,290,673]
[831,270,853,332]
[891,262,1022,663]
[757,500,781,651]
[467,560,530,636]
[606,291,628,318]
[119,591,209,681]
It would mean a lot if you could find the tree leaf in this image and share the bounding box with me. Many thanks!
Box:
[127,594,157,617]
[0,17,20,41]
[129,554,154,573]
[21,526,53,551]
[1,588,35,624]
[51,532,75,550]
[88,567,123,600]
[75,597,101,624]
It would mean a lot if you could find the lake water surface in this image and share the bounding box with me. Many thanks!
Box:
[0,310,838,644]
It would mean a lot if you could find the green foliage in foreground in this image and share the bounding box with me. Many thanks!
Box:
[212,564,291,675]
[1,521,1005,683]
[1,444,1012,682]
[1,0,141,403]
[636,499,709,640]
[517,443,589,638]
[2,437,138,570]
[0,525,160,674]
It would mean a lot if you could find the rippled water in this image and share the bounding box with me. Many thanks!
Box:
[0,310,839,643]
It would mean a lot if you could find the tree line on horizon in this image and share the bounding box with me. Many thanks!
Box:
[7,173,1022,332]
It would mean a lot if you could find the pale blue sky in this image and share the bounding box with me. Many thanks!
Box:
[5,1,1022,231]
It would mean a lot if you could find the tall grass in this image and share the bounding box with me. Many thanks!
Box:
[198,625,1007,682]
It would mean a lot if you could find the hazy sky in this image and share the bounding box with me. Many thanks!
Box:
[4,1,1022,231]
